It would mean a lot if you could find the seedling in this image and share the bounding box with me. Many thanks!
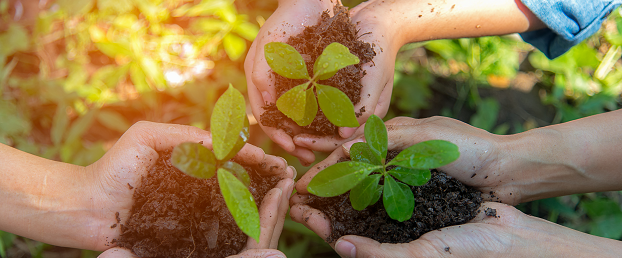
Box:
[307,115,460,222]
[170,85,259,241]
[264,42,360,127]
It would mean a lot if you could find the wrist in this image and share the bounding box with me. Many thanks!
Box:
[497,127,585,203]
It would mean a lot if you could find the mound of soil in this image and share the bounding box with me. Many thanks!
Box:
[260,5,376,136]
[307,151,483,243]
[114,150,281,258]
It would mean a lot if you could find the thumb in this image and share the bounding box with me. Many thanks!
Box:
[335,235,415,258]
[98,248,138,258]
[229,249,286,258]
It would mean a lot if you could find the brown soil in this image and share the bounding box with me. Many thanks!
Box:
[114,150,281,258]
[307,151,483,243]
[260,5,376,136]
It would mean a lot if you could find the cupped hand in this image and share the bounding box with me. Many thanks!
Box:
[294,116,524,206]
[245,0,340,165]
[81,121,294,256]
[291,201,617,258]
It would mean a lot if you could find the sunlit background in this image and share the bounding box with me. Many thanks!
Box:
[1,0,622,257]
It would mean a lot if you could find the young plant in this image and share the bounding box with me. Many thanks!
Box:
[170,85,259,241]
[307,115,460,222]
[264,42,360,127]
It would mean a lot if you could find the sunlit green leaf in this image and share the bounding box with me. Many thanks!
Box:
[234,22,259,41]
[299,87,318,126]
[224,34,246,61]
[276,82,310,124]
[211,85,246,161]
[129,62,151,92]
[349,174,381,211]
[191,18,229,33]
[387,140,459,169]
[349,142,382,165]
[51,103,69,146]
[95,42,133,58]
[315,84,359,127]
[383,175,414,222]
[65,109,97,144]
[97,110,131,133]
[388,166,431,186]
[0,24,29,56]
[219,115,250,162]
[307,161,382,197]
[97,0,133,14]
[220,161,250,187]
[218,168,260,242]
[313,42,359,80]
[171,142,217,179]
[173,0,232,17]
[57,0,94,16]
[264,42,309,79]
[364,114,387,161]
[0,102,30,136]
[139,57,166,90]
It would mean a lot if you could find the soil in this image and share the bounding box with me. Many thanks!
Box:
[260,5,376,136]
[114,150,281,258]
[306,151,483,243]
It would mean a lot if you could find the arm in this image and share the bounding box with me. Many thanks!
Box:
[0,143,96,249]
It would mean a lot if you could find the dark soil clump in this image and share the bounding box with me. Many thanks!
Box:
[307,152,483,243]
[115,150,280,258]
[260,5,376,136]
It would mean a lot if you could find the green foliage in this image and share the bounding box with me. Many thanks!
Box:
[308,115,460,221]
[264,42,360,127]
[170,85,259,242]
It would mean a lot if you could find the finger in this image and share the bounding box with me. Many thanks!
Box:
[97,248,138,258]
[293,133,354,152]
[228,249,286,258]
[289,146,316,166]
[289,192,310,207]
[236,144,289,177]
[270,177,295,248]
[247,187,282,249]
[289,204,332,240]
[335,235,421,258]
[295,147,347,194]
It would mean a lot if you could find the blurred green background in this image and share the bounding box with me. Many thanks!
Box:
[1,0,621,257]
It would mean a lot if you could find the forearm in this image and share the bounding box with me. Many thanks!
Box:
[0,144,99,249]
[499,110,622,203]
[362,0,544,47]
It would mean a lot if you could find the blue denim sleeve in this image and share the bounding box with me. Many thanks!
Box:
[519,0,621,59]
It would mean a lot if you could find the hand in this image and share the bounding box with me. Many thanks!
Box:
[83,121,295,256]
[245,0,397,164]
[293,116,522,205]
[245,0,340,165]
[290,201,622,258]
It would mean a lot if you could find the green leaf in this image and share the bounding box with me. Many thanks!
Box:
[220,161,250,187]
[349,142,382,165]
[300,87,319,126]
[171,142,217,179]
[349,174,381,211]
[383,175,414,222]
[139,57,166,90]
[211,85,246,161]
[97,0,133,14]
[307,161,382,197]
[264,42,309,79]
[218,115,250,162]
[234,22,259,41]
[95,42,133,58]
[57,0,94,15]
[388,166,431,186]
[315,84,359,127]
[276,82,311,125]
[313,42,360,80]
[0,24,29,56]
[364,115,388,161]
[130,62,151,92]
[97,110,131,133]
[387,140,460,169]
[51,103,69,146]
[370,184,383,206]
[65,109,97,144]
[224,34,246,61]
[218,168,260,242]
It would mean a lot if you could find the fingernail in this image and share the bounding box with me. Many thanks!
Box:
[335,239,356,258]
[261,91,274,103]
[342,138,364,152]
[339,127,357,138]
[289,166,298,179]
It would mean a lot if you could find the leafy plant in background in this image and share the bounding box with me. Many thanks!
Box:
[264,42,360,127]
[171,85,260,241]
[307,115,460,221]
